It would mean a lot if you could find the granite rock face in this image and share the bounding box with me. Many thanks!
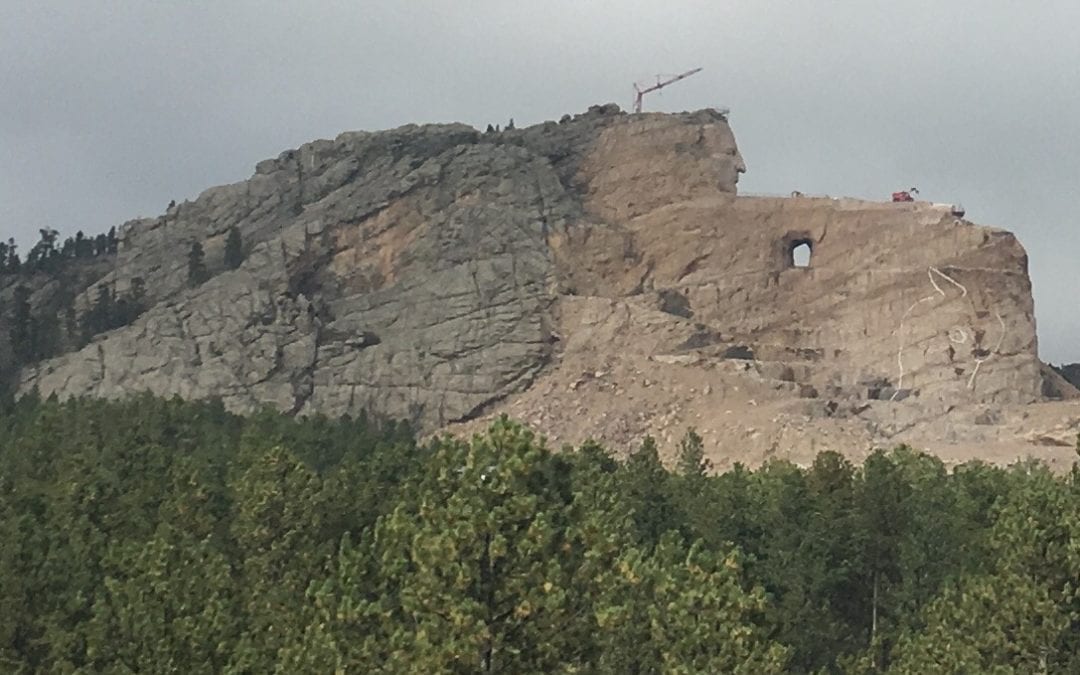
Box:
[17,104,1072,449]
[21,106,740,427]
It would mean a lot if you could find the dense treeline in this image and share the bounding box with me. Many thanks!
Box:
[1,226,132,380]
[0,395,1078,673]
[5,279,148,372]
[3,225,246,383]
[0,228,118,276]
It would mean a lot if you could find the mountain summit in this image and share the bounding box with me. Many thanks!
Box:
[9,104,1078,466]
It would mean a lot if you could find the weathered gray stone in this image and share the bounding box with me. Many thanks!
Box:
[18,114,655,428]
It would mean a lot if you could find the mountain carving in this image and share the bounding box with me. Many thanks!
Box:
[12,105,1079,466]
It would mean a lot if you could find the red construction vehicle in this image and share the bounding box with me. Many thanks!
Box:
[891,187,919,202]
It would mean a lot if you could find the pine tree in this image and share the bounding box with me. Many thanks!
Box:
[676,428,708,477]
[0,496,28,667]
[80,284,114,342]
[226,444,330,672]
[7,239,20,272]
[187,242,209,287]
[887,571,1067,673]
[224,226,243,270]
[985,466,1080,671]
[74,231,90,258]
[128,276,146,307]
[852,450,915,668]
[620,435,678,547]
[653,536,789,672]
[28,313,60,361]
[26,228,59,272]
[9,285,33,363]
[82,527,239,674]
[110,278,147,328]
[63,301,78,348]
[765,452,866,671]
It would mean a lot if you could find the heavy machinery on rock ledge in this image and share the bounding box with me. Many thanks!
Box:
[891,187,919,202]
[890,187,966,218]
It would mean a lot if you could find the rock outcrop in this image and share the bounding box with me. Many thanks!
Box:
[15,104,1079,466]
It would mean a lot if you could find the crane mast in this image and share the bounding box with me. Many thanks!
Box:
[633,67,703,113]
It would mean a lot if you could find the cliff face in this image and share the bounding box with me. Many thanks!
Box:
[559,194,1041,405]
[15,105,1078,463]
[18,106,741,425]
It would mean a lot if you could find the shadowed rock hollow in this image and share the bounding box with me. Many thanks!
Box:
[16,104,1079,467]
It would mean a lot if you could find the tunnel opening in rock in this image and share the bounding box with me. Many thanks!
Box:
[789,240,813,268]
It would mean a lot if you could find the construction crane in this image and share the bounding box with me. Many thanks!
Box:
[633,67,703,114]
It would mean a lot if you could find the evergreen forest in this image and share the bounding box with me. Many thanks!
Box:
[1,394,1079,673]
[0,224,244,391]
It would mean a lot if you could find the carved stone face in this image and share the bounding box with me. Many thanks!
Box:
[699,121,747,190]
[580,115,748,221]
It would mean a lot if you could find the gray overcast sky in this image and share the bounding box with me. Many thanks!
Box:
[2,1,1077,362]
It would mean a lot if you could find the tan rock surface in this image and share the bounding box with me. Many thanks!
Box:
[445,294,1079,471]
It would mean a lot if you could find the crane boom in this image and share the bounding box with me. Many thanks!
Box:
[633,67,703,113]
